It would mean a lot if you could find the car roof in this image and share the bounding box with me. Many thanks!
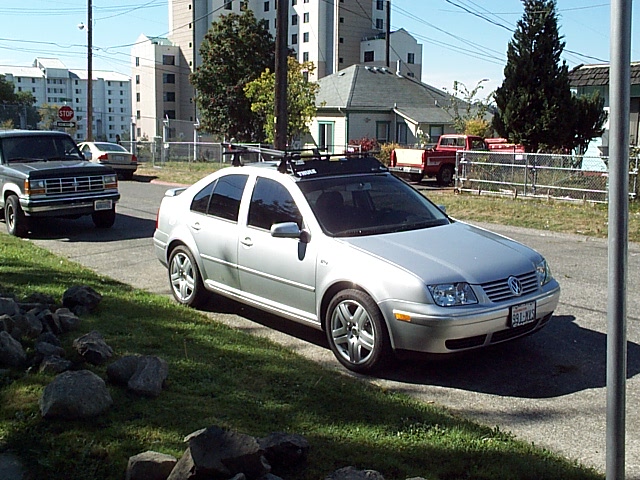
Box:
[0,130,73,139]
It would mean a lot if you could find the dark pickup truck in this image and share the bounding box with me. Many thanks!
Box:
[0,130,120,237]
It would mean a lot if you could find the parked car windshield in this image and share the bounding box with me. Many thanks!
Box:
[2,135,84,162]
[299,173,450,237]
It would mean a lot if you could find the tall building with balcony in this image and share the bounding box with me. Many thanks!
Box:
[1,58,131,142]
[132,0,422,139]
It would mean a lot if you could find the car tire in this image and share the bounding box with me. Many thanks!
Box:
[436,164,454,186]
[5,195,29,237]
[120,171,134,181]
[325,289,391,374]
[168,245,207,308]
[92,207,116,228]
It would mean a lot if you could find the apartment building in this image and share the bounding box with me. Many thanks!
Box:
[133,0,422,140]
[1,58,132,142]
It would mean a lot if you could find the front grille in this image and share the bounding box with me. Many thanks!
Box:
[481,271,539,302]
[44,175,108,195]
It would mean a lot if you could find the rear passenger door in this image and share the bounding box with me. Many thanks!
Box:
[189,173,248,291]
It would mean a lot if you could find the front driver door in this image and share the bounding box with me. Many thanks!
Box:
[237,176,318,323]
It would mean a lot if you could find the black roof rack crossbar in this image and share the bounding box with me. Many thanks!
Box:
[221,143,386,176]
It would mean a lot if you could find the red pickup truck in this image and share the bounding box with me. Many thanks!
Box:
[389,134,523,185]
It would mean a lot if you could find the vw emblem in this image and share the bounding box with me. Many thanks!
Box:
[507,276,522,296]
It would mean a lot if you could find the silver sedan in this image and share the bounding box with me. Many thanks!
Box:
[153,155,560,373]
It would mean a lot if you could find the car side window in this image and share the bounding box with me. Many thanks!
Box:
[248,177,302,230]
[208,174,247,221]
[190,180,215,214]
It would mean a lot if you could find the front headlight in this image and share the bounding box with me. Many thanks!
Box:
[25,179,46,195]
[536,259,553,286]
[104,174,118,189]
[428,282,478,307]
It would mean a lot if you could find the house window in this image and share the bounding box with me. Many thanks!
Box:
[164,110,176,119]
[364,51,374,62]
[304,0,308,3]
[291,33,298,44]
[291,14,298,25]
[162,55,175,65]
[318,122,334,153]
[264,1,269,12]
[429,125,444,144]
[135,75,140,85]
[164,91,176,102]
[136,110,140,119]
[303,12,309,23]
[136,93,140,102]
[224,0,232,9]
[135,57,140,66]
[302,52,309,61]
[376,122,390,143]
[303,32,309,42]
[396,123,408,145]
[339,17,344,23]
[163,73,176,84]
[376,18,384,29]
[339,37,344,43]
[407,72,415,78]
[376,0,384,10]
[292,0,296,5]
[407,53,415,64]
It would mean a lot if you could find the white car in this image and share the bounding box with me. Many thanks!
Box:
[153,151,560,373]
[78,142,137,180]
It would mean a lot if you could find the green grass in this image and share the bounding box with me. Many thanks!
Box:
[0,234,603,479]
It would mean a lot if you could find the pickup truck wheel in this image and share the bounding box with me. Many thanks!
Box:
[168,245,207,308]
[325,289,391,374]
[436,164,454,186]
[92,207,116,228]
[5,195,29,237]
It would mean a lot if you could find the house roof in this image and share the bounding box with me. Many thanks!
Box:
[568,62,640,87]
[316,64,455,124]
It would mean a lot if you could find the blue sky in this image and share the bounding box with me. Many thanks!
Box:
[0,0,637,101]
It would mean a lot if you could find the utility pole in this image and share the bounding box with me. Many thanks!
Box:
[274,0,289,150]
[385,0,391,68]
[86,0,93,141]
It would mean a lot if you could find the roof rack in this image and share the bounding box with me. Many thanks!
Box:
[222,143,388,178]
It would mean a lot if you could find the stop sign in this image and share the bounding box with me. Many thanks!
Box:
[58,106,74,121]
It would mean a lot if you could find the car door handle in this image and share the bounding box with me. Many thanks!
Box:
[240,237,253,247]
[190,222,201,231]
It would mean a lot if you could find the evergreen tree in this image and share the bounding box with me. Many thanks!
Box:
[0,75,40,129]
[190,10,275,142]
[493,0,573,152]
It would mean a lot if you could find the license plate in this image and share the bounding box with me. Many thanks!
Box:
[94,199,112,211]
[113,155,125,162]
[510,301,536,327]
[403,166,412,172]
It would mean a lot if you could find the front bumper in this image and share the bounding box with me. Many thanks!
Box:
[21,192,120,217]
[380,284,561,354]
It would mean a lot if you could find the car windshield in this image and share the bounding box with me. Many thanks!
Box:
[299,173,450,237]
[2,135,84,162]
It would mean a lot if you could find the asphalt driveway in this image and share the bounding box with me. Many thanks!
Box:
[17,179,640,479]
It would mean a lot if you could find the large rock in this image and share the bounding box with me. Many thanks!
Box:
[259,432,309,468]
[73,330,113,365]
[55,308,81,333]
[62,285,102,315]
[326,467,386,480]
[107,355,169,397]
[39,370,113,419]
[0,298,20,317]
[0,331,26,367]
[168,426,270,480]
[38,355,73,375]
[126,451,177,480]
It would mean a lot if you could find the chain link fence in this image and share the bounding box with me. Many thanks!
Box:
[455,150,640,203]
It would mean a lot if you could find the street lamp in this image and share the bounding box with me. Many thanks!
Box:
[78,0,93,141]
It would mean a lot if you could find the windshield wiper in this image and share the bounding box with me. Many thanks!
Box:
[8,157,43,163]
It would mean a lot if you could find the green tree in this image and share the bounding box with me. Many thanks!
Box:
[191,10,275,142]
[0,75,40,129]
[244,57,319,145]
[493,0,573,152]
[38,103,60,130]
[568,91,607,154]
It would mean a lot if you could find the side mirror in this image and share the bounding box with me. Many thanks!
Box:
[270,222,310,243]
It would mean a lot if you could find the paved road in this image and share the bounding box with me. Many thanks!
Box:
[18,179,640,478]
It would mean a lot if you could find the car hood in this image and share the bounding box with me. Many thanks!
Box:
[8,161,114,177]
[340,221,541,285]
